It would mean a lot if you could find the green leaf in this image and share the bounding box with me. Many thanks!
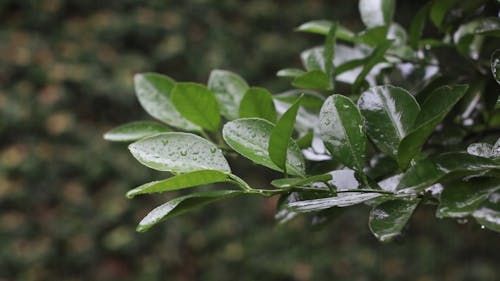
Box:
[274,90,325,112]
[369,199,420,242]
[276,68,305,78]
[134,73,199,131]
[269,96,302,173]
[126,170,230,198]
[397,152,500,193]
[358,85,420,158]
[301,47,324,71]
[397,84,469,169]
[430,0,459,30]
[271,173,332,188]
[323,23,337,89]
[222,118,305,176]
[137,190,243,232]
[171,82,221,132]
[292,70,331,90]
[408,2,431,49]
[492,49,500,84]
[239,87,277,123]
[437,178,500,218]
[359,0,395,28]
[207,69,249,120]
[467,143,494,158]
[104,121,170,142]
[286,193,385,213]
[295,20,355,41]
[296,131,314,149]
[319,95,366,172]
[473,190,500,232]
[352,40,393,94]
[128,132,230,174]
[356,25,390,46]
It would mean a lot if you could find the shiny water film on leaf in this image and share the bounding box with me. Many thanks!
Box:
[129,132,231,174]
[369,199,420,242]
[208,69,249,120]
[104,121,170,142]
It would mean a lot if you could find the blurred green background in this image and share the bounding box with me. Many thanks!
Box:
[1,0,499,280]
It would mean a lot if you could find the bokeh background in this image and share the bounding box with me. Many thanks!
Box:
[1,0,499,280]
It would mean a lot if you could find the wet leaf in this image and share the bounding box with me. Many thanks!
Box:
[171,83,220,131]
[359,0,395,28]
[319,95,366,172]
[358,85,420,158]
[126,170,230,198]
[269,96,302,173]
[277,68,305,78]
[369,199,420,242]
[352,40,392,94]
[430,0,459,30]
[271,173,332,188]
[295,20,355,41]
[397,84,468,169]
[239,87,277,123]
[467,143,494,158]
[222,118,305,176]
[323,23,337,89]
[208,69,249,120]
[129,132,230,174]
[473,190,500,232]
[104,121,170,142]
[134,73,199,131]
[286,193,384,213]
[137,190,243,232]
[409,2,431,49]
[437,178,500,218]
[292,70,331,90]
[492,49,500,84]
[274,90,325,112]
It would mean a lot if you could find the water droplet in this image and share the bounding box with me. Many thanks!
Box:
[180,151,187,156]
[481,225,485,229]
[457,218,468,224]
[210,147,217,153]
[162,140,169,145]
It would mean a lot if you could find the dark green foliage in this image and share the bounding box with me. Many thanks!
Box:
[107,0,500,242]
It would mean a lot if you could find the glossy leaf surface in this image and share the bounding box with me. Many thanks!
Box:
[473,190,500,232]
[319,95,366,171]
[492,49,500,84]
[126,170,230,198]
[269,96,302,172]
[292,70,331,90]
[295,20,355,41]
[271,173,332,188]
[171,83,220,131]
[287,193,384,213]
[397,85,468,169]
[276,68,305,78]
[129,132,230,174]
[134,73,199,131]
[222,118,305,176]
[358,85,420,158]
[137,190,242,232]
[104,121,170,142]
[208,69,249,120]
[369,199,420,242]
[239,87,277,123]
[359,0,395,28]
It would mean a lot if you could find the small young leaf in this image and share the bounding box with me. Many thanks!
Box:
[369,199,420,242]
[269,96,303,173]
[359,0,396,28]
[271,173,332,188]
[437,178,500,218]
[277,68,305,78]
[408,2,431,49]
[137,190,243,232]
[430,0,459,30]
[129,132,230,174]
[292,70,331,90]
[104,121,170,142]
[296,20,355,41]
[134,73,199,131]
[126,170,230,198]
[171,83,221,132]
[239,87,277,123]
[222,118,305,176]
[301,47,324,71]
[323,23,337,89]
[358,85,420,158]
[319,95,366,172]
[397,84,468,169]
[287,193,384,213]
[473,190,500,232]
[208,69,249,120]
[491,49,500,84]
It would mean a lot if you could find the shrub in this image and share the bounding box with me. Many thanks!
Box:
[105,0,500,241]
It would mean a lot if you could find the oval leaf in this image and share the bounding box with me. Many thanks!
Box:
[277,68,305,78]
[369,199,420,242]
[287,193,384,213]
[359,0,395,28]
[222,118,305,176]
[134,73,199,131]
[319,95,366,171]
[104,121,170,142]
[239,87,277,122]
[269,96,302,173]
[171,82,221,131]
[126,170,230,198]
[397,84,468,169]
[292,70,331,90]
[137,190,242,232]
[208,69,249,120]
[296,20,355,41]
[358,85,420,158]
[129,132,230,174]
